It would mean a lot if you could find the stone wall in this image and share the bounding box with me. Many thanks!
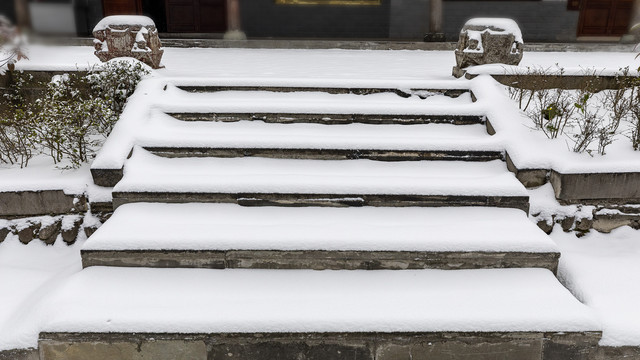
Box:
[0,212,107,246]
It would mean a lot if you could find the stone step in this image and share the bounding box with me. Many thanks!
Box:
[177,85,472,99]
[139,114,502,161]
[170,112,485,125]
[112,148,530,212]
[157,86,480,125]
[81,203,559,271]
[38,267,601,360]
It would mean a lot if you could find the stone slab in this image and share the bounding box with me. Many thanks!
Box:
[81,249,559,272]
[169,112,485,125]
[488,74,637,91]
[178,85,470,99]
[39,332,601,360]
[595,345,640,360]
[0,190,86,217]
[505,153,548,188]
[0,348,39,360]
[550,170,640,204]
[111,192,531,213]
[145,147,503,162]
[90,167,123,188]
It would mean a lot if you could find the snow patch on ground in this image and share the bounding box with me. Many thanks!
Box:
[0,238,84,351]
[10,45,639,79]
[554,227,640,346]
[0,155,91,194]
[529,183,595,224]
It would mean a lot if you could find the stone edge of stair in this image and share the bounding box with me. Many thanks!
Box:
[168,113,485,125]
[80,249,560,273]
[38,331,603,360]
[111,192,531,213]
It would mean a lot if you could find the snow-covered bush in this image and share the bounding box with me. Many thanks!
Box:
[0,60,149,168]
[0,72,36,167]
[530,88,575,139]
[508,67,640,155]
[85,59,150,134]
[571,93,601,153]
[31,74,116,167]
[629,87,640,150]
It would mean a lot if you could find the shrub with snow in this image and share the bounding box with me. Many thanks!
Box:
[508,67,640,155]
[0,59,150,168]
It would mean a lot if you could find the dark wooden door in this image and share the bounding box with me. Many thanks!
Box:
[577,0,633,36]
[165,0,226,32]
[102,0,142,16]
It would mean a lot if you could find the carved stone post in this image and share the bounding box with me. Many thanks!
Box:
[224,0,247,40]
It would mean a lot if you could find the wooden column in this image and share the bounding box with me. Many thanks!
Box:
[629,0,640,36]
[224,0,246,40]
[429,0,442,33]
[424,0,445,41]
[13,0,30,30]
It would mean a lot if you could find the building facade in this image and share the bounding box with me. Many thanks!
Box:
[2,0,638,42]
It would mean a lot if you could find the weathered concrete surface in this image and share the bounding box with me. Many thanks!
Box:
[169,112,485,125]
[488,74,638,91]
[39,332,602,360]
[111,192,531,214]
[596,345,640,359]
[543,331,601,360]
[145,147,503,162]
[550,171,640,204]
[40,336,206,360]
[0,191,86,217]
[90,167,123,188]
[0,348,39,360]
[81,249,560,273]
[505,153,548,188]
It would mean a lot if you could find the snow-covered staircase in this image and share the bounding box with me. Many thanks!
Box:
[38,80,601,360]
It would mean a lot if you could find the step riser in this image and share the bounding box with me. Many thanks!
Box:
[39,331,601,360]
[169,113,485,125]
[144,147,504,162]
[112,193,530,213]
[81,250,559,272]
[177,86,472,99]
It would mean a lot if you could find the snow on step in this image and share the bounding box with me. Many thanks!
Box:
[41,267,599,334]
[155,86,477,115]
[84,203,556,253]
[81,203,558,271]
[114,147,527,198]
[137,112,501,152]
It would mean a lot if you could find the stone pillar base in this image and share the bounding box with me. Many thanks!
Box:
[424,32,446,42]
[620,33,640,44]
[223,30,247,40]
